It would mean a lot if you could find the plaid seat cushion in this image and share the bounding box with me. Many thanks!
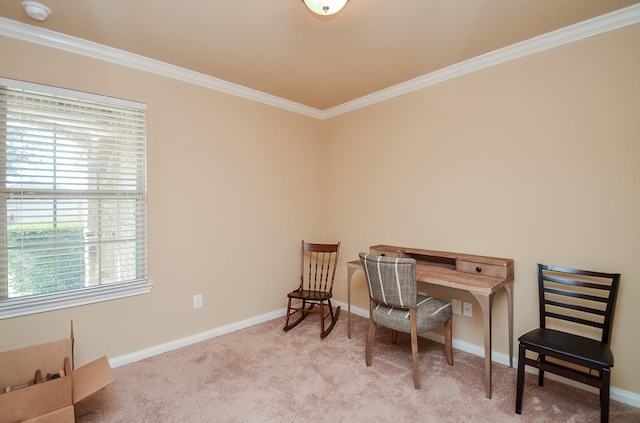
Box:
[372,294,452,334]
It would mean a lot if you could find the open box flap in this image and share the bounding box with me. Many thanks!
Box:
[72,356,115,404]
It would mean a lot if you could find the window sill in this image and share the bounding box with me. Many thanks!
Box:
[0,280,153,319]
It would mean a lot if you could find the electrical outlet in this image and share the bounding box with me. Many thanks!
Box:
[193,294,203,309]
[451,299,462,315]
[463,301,473,317]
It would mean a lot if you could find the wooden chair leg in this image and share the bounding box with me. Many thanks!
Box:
[319,303,326,335]
[410,309,420,389]
[366,318,376,366]
[283,297,293,329]
[283,300,310,332]
[320,301,340,339]
[515,344,526,414]
[391,330,398,344]
[600,367,611,423]
[444,317,453,366]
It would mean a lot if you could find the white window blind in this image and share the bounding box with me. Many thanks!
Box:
[0,78,150,318]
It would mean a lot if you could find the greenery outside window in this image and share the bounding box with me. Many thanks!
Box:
[0,78,150,319]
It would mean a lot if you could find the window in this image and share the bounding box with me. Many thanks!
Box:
[0,78,150,319]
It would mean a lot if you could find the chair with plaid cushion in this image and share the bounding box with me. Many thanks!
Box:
[359,252,453,389]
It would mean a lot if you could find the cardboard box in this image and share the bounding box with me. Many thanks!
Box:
[0,328,114,423]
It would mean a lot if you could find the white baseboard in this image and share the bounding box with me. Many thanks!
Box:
[109,309,285,368]
[335,300,640,409]
[109,302,640,409]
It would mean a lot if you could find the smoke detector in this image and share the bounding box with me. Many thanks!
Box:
[22,1,51,21]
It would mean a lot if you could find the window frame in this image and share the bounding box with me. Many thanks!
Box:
[0,78,152,319]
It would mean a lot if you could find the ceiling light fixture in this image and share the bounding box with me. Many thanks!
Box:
[303,0,349,16]
[21,1,51,21]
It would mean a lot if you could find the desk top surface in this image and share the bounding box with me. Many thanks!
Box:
[347,260,512,295]
[349,245,514,295]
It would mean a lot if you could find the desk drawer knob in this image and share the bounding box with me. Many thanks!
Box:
[476,266,482,273]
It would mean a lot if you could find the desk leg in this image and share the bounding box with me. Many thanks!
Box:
[347,266,358,339]
[471,292,494,399]
[505,281,514,368]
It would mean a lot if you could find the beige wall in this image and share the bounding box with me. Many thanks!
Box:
[0,36,325,363]
[325,24,640,394]
[1,22,639,395]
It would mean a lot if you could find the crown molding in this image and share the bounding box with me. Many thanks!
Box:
[1,3,639,120]
[0,18,324,119]
[322,3,640,118]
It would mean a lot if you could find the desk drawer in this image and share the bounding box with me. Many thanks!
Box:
[369,247,401,258]
[456,260,508,278]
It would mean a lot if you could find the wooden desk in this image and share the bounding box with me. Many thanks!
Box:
[346,245,514,399]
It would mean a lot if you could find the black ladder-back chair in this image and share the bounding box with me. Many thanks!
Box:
[283,241,341,338]
[515,263,620,423]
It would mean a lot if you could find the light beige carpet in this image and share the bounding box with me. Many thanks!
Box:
[75,314,640,422]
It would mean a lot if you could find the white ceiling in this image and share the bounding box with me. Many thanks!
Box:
[1,0,638,110]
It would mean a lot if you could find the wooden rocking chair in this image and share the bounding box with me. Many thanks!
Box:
[283,241,341,338]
